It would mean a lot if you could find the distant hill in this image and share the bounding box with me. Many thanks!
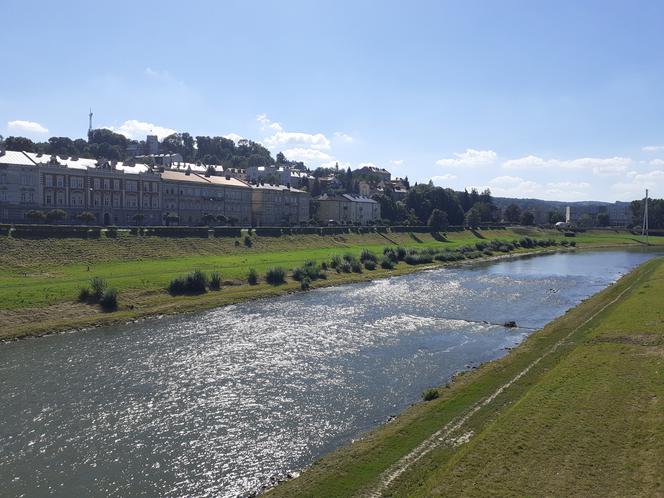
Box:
[491,197,632,226]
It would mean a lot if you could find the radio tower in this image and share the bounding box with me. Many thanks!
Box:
[642,189,649,245]
[88,108,93,132]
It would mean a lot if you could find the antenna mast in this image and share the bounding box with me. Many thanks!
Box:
[88,108,93,132]
[642,189,649,245]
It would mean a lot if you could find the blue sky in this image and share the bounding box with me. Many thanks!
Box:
[2,0,664,202]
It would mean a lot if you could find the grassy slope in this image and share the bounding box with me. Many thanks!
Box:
[0,228,658,340]
[269,256,664,497]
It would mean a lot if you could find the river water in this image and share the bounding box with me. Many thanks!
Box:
[0,249,660,497]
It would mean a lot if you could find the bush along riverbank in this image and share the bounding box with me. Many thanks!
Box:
[268,256,664,498]
[1,227,658,341]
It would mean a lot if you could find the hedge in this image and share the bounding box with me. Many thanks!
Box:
[254,227,283,237]
[213,227,242,238]
[10,224,101,239]
[320,226,349,235]
[144,227,210,238]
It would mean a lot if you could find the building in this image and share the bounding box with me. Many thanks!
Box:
[0,150,162,225]
[250,183,310,226]
[135,153,183,167]
[161,170,252,225]
[316,193,381,225]
[356,165,391,182]
[146,135,159,155]
[0,148,309,226]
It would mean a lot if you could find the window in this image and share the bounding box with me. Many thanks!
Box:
[70,177,83,189]
[0,190,6,201]
[103,179,110,190]
[56,176,64,188]
[93,178,100,189]
[113,179,120,190]
[152,183,159,193]
[20,192,26,203]
[45,175,53,187]
[46,194,52,205]
[126,181,137,192]
[143,183,150,192]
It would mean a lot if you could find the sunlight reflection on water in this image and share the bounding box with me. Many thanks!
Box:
[0,250,659,497]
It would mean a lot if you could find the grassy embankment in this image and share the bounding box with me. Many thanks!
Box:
[0,227,658,340]
[269,255,664,497]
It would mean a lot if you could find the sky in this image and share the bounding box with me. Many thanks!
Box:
[2,0,664,202]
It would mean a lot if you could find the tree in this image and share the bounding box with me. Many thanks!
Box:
[77,211,97,225]
[578,213,594,227]
[132,213,144,226]
[164,213,179,226]
[520,211,535,226]
[46,209,67,224]
[344,167,353,192]
[25,210,46,223]
[202,213,216,225]
[596,213,610,227]
[216,214,228,225]
[276,152,286,164]
[311,177,322,196]
[548,210,565,224]
[5,136,35,152]
[465,207,481,227]
[428,209,449,231]
[504,203,522,223]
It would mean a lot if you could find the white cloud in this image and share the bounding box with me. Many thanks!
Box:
[390,159,404,166]
[610,172,662,199]
[265,131,331,150]
[224,133,244,144]
[358,162,379,168]
[436,149,497,167]
[503,155,631,175]
[105,119,176,140]
[256,114,283,132]
[8,120,49,134]
[431,174,458,185]
[642,145,664,152]
[482,176,590,201]
[333,131,354,143]
[282,148,332,162]
[649,159,664,167]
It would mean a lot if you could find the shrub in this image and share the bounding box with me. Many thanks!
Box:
[569,240,577,247]
[90,277,108,302]
[265,267,286,285]
[168,270,208,295]
[209,272,222,290]
[364,260,376,270]
[321,261,329,270]
[99,288,118,311]
[395,247,407,261]
[422,388,439,401]
[247,268,258,285]
[350,260,363,273]
[342,252,356,263]
[300,277,312,291]
[244,235,253,248]
[330,255,342,269]
[78,287,90,302]
[404,253,433,265]
[380,258,395,269]
[359,248,377,263]
[339,261,352,273]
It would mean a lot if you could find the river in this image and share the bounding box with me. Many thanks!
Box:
[0,249,660,497]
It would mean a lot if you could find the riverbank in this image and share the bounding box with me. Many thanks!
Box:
[268,255,664,497]
[0,228,660,340]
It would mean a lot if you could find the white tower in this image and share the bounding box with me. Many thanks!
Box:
[642,189,649,245]
[565,206,571,223]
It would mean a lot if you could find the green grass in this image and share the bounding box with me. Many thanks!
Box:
[268,256,664,497]
[0,227,660,340]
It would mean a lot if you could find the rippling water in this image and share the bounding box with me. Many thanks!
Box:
[0,250,659,497]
